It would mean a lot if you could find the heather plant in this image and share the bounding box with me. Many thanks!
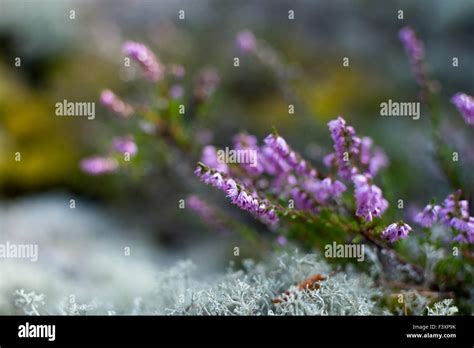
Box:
[80,27,473,314]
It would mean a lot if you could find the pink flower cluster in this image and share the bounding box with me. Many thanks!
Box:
[451,92,474,126]
[290,177,346,212]
[399,26,427,87]
[80,156,118,175]
[81,136,138,175]
[382,222,412,243]
[200,145,229,174]
[264,134,317,178]
[325,117,389,221]
[327,117,360,180]
[414,204,441,228]
[326,117,388,180]
[197,117,388,220]
[112,136,138,156]
[122,41,164,82]
[353,174,388,222]
[100,90,134,118]
[415,191,474,244]
[235,30,257,54]
[232,133,263,176]
[187,195,215,221]
[194,164,278,226]
[203,130,348,214]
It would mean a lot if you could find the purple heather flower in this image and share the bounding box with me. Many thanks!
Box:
[262,208,278,226]
[100,90,133,118]
[453,227,474,244]
[382,222,412,243]
[259,145,291,175]
[233,133,258,149]
[195,166,279,226]
[439,194,455,224]
[327,118,387,179]
[112,136,138,156]
[209,173,224,189]
[196,168,225,190]
[453,233,469,244]
[186,195,229,234]
[236,30,257,54]
[200,145,229,174]
[448,213,474,245]
[398,26,432,91]
[328,117,360,180]
[368,149,388,176]
[399,27,424,62]
[359,137,388,176]
[439,191,469,224]
[359,137,373,166]
[330,179,347,196]
[291,187,318,212]
[80,156,118,175]
[170,64,185,78]
[209,172,225,189]
[462,221,474,244]
[169,84,184,99]
[187,195,215,223]
[224,178,239,198]
[264,134,290,156]
[305,177,346,204]
[323,153,336,168]
[414,204,441,228]
[425,190,474,244]
[451,92,474,126]
[233,133,264,175]
[276,235,288,246]
[353,174,388,221]
[234,190,252,208]
[450,217,473,233]
[399,27,424,76]
[122,41,164,82]
[263,134,317,178]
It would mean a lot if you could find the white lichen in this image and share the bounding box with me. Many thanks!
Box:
[13,289,45,316]
[426,299,459,316]
[12,251,384,315]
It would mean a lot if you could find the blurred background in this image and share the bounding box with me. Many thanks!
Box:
[0,0,473,310]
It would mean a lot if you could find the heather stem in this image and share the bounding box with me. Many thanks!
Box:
[427,91,464,191]
[286,208,425,282]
